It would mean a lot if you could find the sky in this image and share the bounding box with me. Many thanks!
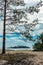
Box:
[0,0,43,50]
[24,0,41,4]
[24,0,43,23]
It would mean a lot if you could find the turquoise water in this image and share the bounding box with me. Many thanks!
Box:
[0,32,34,50]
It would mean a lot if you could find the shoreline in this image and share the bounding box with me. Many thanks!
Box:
[0,51,43,65]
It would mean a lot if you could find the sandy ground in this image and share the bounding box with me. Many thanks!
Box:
[0,50,43,65]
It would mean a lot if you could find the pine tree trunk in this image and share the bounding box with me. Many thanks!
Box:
[2,0,6,54]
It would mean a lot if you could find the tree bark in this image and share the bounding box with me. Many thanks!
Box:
[2,0,6,54]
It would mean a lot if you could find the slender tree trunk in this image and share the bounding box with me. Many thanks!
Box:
[2,0,6,54]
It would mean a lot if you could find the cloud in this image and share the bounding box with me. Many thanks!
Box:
[24,0,41,4]
[0,21,3,35]
[30,24,43,36]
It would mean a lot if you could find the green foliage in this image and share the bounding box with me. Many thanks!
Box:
[23,32,32,41]
[33,42,43,51]
[39,33,43,43]
[33,33,43,51]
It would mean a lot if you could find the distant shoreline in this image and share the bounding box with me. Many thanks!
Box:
[9,46,30,49]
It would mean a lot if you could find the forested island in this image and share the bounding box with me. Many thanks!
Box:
[9,46,30,48]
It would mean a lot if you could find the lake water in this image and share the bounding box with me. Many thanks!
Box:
[0,32,34,50]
